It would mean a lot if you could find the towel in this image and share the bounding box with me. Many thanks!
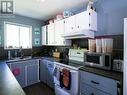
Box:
[59,68,71,90]
[53,67,60,85]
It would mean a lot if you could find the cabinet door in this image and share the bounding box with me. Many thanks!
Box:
[54,19,65,45]
[10,62,26,87]
[26,64,39,86]
[54,19,72,46]
[64,15,75,34]
[75,11,89,32]
[40,60,47,84]
[89,11,97,31]
[42,25,47,45]
[47,23,55,45]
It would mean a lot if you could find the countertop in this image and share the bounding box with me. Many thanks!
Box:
[4,57,123,86]
[80,66,123,81]
[0,61,26,95]
[0,57,123,95]
[42,57,123,81]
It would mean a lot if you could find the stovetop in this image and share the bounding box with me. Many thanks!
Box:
[56,59,84,69]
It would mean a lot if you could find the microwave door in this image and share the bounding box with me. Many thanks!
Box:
[85,54,101,66]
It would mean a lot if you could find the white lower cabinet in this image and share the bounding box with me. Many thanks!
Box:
[26,63,39,86]
[8,61,26,87]
[80,83,110,95]
[80,71,118,95]
[7,59,40,87]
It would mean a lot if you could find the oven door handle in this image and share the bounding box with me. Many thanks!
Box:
[91,80,100,85]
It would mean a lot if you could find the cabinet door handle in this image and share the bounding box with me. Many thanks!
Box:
[77,26,79,28]
[91,80,100,85]
[91,93,94,95]
[71,27,73,29]
[77,52,81,54]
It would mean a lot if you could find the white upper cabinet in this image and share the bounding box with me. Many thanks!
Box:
[89,11,97,31]
[42,20,71,46]
[64,15,75,34]
[54,19,72,46]
[42,10,97,44]
[63,10,97,39]
[54,19,65,45]
[75,11,90,31]
[42,25,47,45]
[47,23,55,45]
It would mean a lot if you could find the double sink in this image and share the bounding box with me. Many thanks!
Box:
[6,56,33,62]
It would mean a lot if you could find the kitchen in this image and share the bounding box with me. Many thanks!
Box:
[0,0,126,95]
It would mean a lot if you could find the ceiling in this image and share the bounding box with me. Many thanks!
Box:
[15,0,98,21]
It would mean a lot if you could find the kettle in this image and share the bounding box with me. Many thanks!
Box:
[113,59,123,72]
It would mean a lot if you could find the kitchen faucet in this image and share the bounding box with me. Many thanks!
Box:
[19,46,24,58]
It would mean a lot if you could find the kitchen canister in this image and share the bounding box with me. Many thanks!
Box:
[102,38,107,53]
[96,38,102,53]
[88,39,96,52]
[63,11,73,18]
[106,38,113,53]
[102,37,113,53]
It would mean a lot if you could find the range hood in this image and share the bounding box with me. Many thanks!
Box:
[62,30,95,39]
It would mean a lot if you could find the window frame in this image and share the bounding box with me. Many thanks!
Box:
[4,21,32,49]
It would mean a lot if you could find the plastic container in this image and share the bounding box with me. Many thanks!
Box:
[106,38,113,53]
[96,38,102,53]
[102,38,113,53]
[48,19,54,24]
[63,11,73,18]
[102,38,107,53]
[88,39,96,52]
[56,13,63,21]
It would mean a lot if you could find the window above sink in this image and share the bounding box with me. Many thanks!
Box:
[4,22,32,49]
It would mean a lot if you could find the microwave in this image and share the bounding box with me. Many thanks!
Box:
[84,52,112,70]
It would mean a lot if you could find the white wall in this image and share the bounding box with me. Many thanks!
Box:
[124,18,127,95]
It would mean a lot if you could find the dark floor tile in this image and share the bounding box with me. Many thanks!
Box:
[23,82,55,95]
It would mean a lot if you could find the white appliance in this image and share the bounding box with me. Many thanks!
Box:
[69,49,87,62]
[53,62,79,95]
[53,49,86,95]
[124,18,127,95]
[84,52,111,70]
[113,59,123,72]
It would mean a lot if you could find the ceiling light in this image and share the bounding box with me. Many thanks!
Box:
[37,0,45,2]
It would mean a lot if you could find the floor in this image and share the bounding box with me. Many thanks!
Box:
[23,82,55,95]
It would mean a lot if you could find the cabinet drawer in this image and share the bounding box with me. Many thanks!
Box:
[80,83,110,95]
[80,71,117,95]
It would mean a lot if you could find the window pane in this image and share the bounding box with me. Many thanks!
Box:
[6,24,19,48]
[20,26,31,48]
[5,22,32,49]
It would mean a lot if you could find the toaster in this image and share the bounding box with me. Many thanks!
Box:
[113,59,123,72]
